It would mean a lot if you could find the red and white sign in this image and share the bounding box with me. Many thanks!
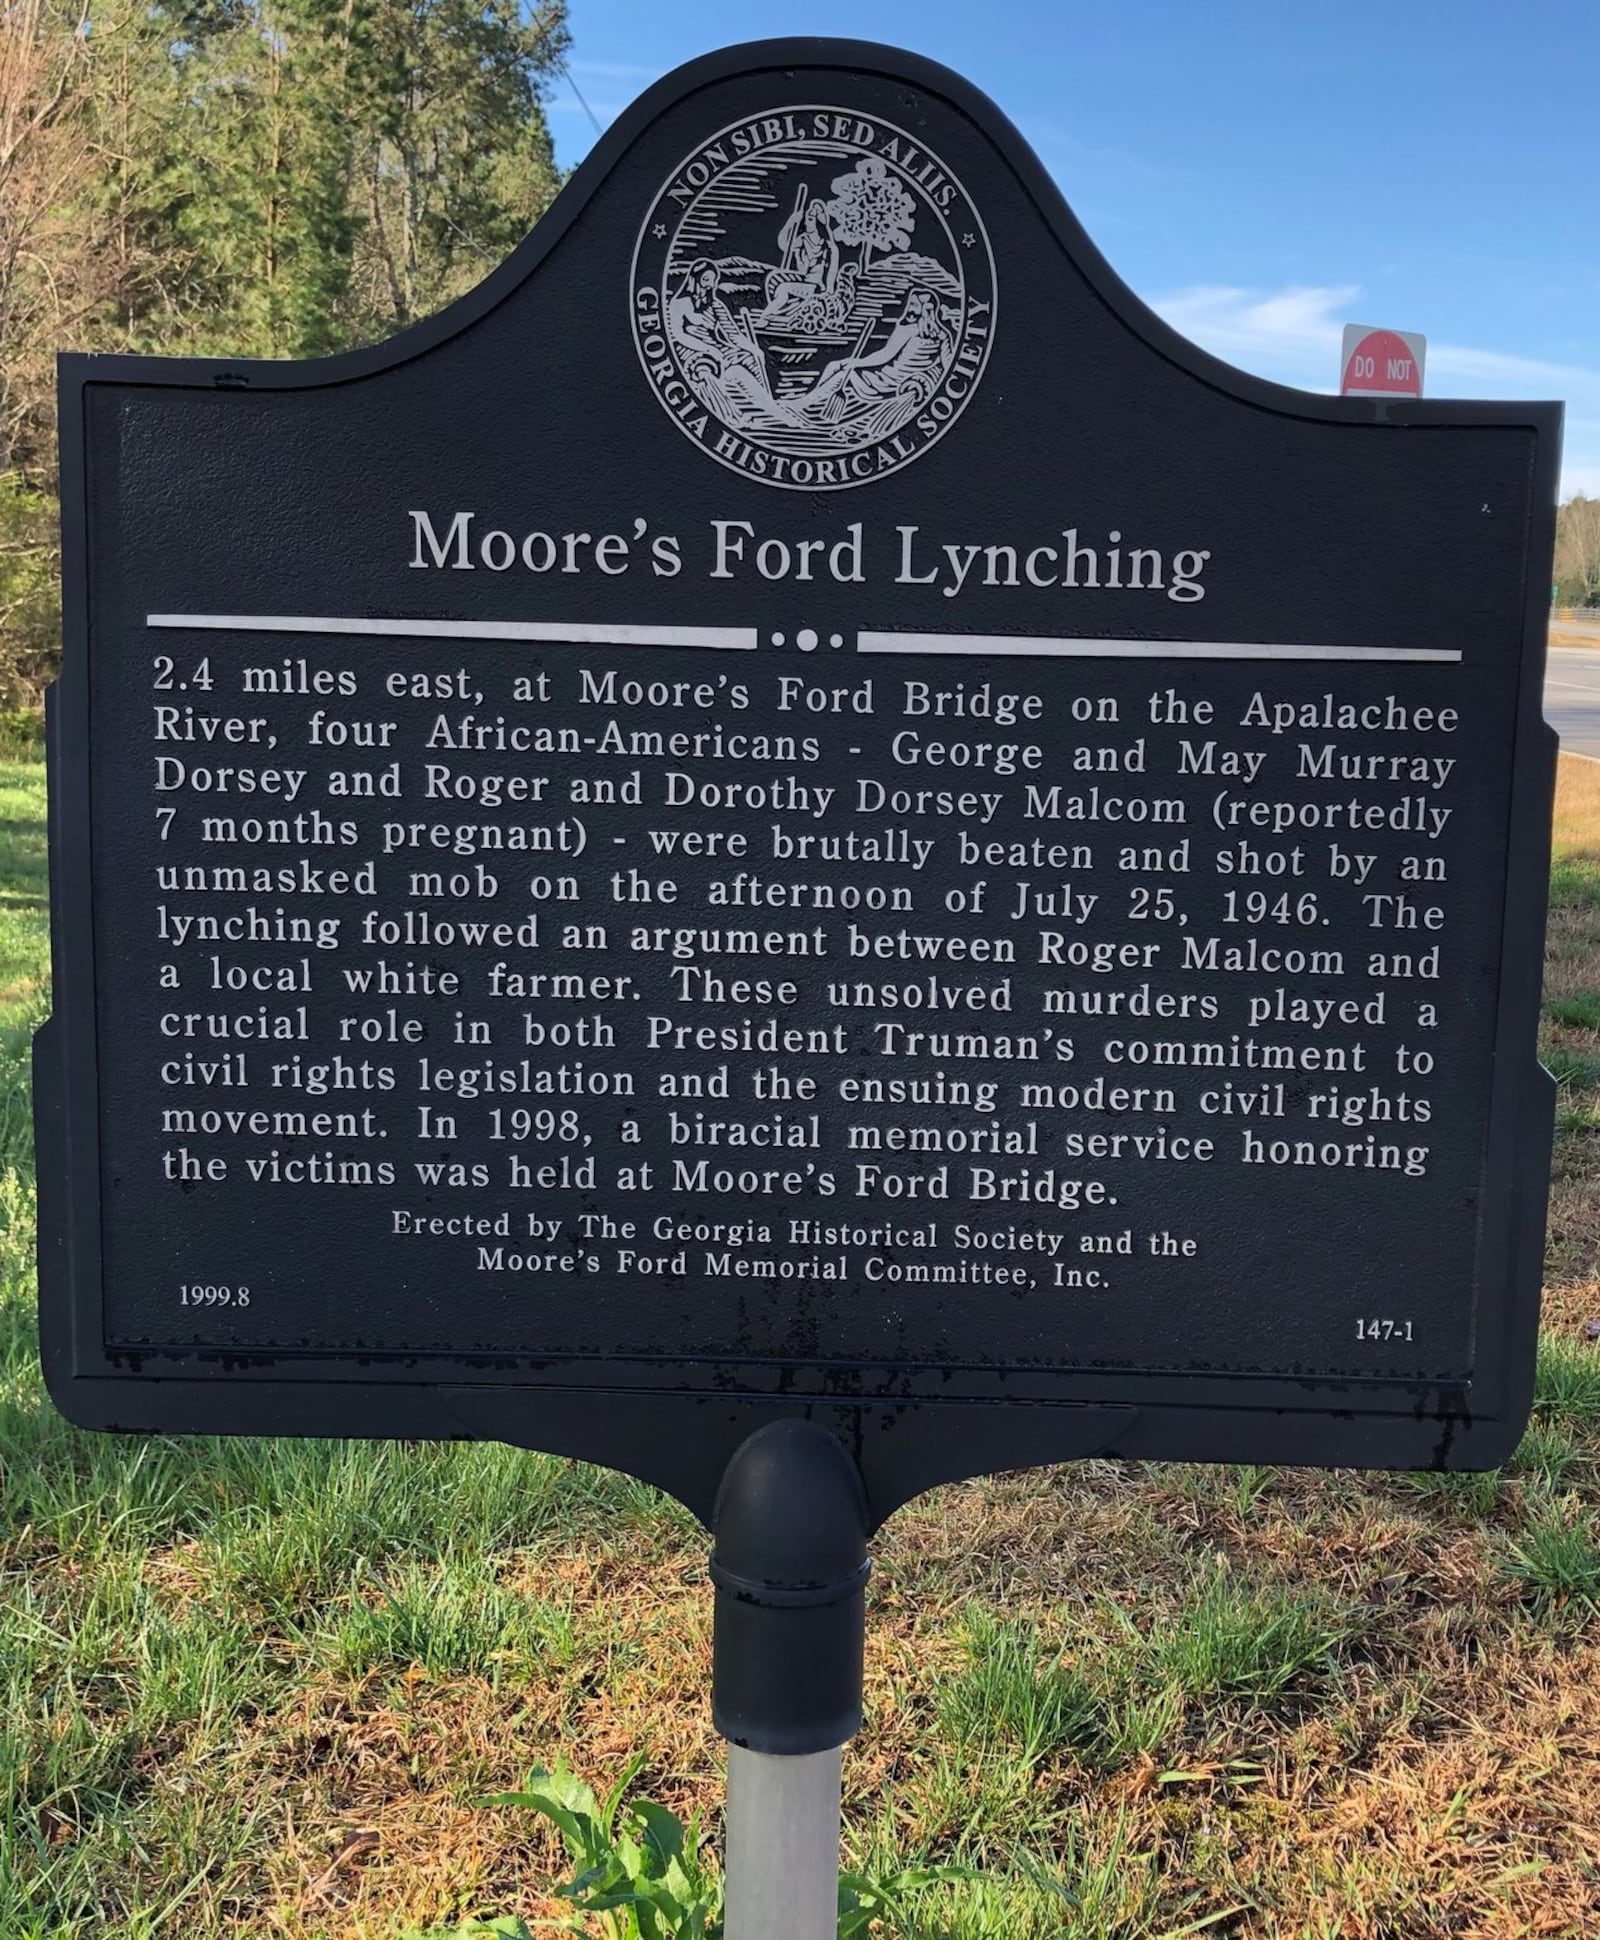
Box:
[1340,324,1426,398]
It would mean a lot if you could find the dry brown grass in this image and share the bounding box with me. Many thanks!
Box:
[354,757,1600,1936]
[183,1443,1600,1937]
[1551,750,1600,863]
[1542,757,1600,1298]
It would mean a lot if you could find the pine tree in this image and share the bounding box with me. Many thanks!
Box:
[346,0,567,339]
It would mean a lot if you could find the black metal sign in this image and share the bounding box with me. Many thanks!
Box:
[39,38,1560,1524]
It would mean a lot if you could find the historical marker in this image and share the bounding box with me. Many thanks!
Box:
[41,41,1558,1531]
[1341,323,1427,398]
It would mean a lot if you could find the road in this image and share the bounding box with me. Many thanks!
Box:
[1545,645,1600,759]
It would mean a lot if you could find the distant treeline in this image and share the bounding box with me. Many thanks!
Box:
[0,0,569,723]
[1557,496,1600,609]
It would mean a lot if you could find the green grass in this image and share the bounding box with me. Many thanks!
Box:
[1509,1417,1589,1494]
[937,1610,1104,1765]
[1534,1333,1600,1420]
[329,1559,577,1682]
[0,762,48,1176]
[1544,1046,1600,1089]
[0,753,695,1934]
[1544,991,1600,1033]
[1126,1563,1352,1706]
[4,752,1600,1938]
[1500,1509,1600,1615]
[1549,855,1600,908]
[1393,1463,1503,1515]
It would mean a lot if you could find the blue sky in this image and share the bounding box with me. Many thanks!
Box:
[550,0,1600,498]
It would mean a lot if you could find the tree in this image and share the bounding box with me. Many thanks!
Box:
[112,0,371,359]
[0,1,120,713]
[0,0,571,712]
[1556,495,1600,608]
[826,156,916,273]
[345,0,566,339]
[0,1,112,476]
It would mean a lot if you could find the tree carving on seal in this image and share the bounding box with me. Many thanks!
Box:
[632,108,997,490]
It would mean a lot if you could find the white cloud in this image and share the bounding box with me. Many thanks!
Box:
[1151,282,1599,499]
[1155,282,1355,368]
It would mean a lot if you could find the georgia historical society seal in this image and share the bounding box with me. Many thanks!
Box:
[632,108,996,489]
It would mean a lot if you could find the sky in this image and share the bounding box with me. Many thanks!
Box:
[549,0,1600,499]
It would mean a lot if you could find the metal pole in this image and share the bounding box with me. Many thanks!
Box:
[724,1744,842,1940]
[709,1419,870,1940]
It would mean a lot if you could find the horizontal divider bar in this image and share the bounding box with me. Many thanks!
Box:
[147,613,758,651]
[857,632,1462,662]
[147,616,1462,663]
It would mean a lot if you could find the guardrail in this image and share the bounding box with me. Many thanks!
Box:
[1552,607,1600,624]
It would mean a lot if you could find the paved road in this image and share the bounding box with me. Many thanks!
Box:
[1545,645,1600,759]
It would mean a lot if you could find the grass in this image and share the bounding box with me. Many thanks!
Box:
[1544,992,1600,1033]
[1500,1510,1600,1616]
[1130,1564,1352,1705]
[1,752,1599,1936]
[1535,1332,1600,1419]
[1548,855,1600,909]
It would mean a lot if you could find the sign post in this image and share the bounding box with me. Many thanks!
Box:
[40,37,1560,1917]
[712,1420,867,1938]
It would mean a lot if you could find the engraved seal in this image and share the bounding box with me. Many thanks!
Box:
[632,107,996,489]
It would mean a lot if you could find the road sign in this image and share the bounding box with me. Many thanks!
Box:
[41,41,1556,1527]
[1341,323,1427,398]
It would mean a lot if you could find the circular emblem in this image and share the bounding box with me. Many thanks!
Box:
[632,107,996,490]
